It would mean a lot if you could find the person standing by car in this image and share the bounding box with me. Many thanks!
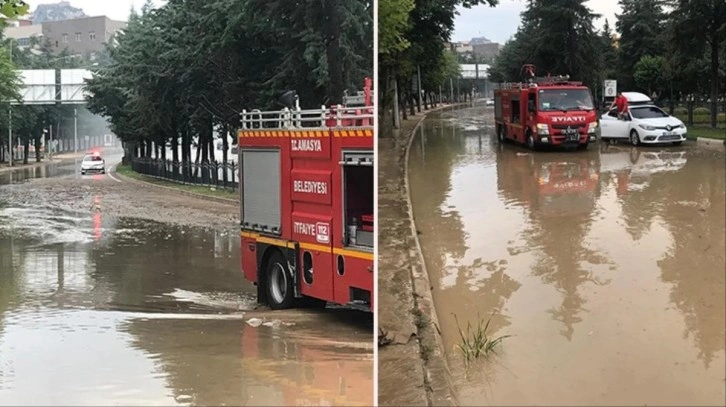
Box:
[609,91,629,120]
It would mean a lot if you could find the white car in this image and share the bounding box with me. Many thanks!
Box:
[600,92,687,146]
[80,152,106,175]
[485,99,494,107]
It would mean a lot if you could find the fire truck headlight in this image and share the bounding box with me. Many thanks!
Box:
[587,122,598,134]
[536,123,549,135]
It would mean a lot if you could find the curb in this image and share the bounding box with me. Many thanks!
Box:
[402,103,467,406]
[111,165,239,206]
[696,137,726,146]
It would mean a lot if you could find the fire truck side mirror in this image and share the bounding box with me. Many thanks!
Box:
[278,91,297,110]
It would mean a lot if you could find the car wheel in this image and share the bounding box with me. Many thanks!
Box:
[265,250,295,310]
[630,130,640,146]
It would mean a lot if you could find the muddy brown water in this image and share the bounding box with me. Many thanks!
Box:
[408,106,725,406]
[0,165,372,405]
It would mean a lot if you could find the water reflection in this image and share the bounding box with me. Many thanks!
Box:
[407,106,725,405]
[0,203,372,405]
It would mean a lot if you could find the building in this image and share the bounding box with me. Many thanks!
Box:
[42,16,126,58]
[472,42,501,61]
[4,24,43,48]
[452,41,473,53]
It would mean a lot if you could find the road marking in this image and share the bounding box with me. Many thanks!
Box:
[107,164,123,183]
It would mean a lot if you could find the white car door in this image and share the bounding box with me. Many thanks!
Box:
[600,109,630,139]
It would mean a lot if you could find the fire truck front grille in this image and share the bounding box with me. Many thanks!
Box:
[552,124,586,130]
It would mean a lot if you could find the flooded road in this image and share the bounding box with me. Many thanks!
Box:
[408,105,725,406]
[0,164,372,405]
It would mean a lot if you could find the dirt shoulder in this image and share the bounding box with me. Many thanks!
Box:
[377,104,464,407]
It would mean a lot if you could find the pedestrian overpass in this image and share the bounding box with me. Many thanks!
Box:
[4,68,94,165]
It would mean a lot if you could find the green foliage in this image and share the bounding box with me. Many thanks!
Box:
[0,0,29,19]
[379,0,414,57]
[633,55,665,93]
[377,0,498,128]
[0,46,20,103]
[84,0,373,161]
[490,0,602,88]
[453,313,510,365]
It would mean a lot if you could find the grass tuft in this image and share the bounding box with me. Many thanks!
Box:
[453,312,510,364]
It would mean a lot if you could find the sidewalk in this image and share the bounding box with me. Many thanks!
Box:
[378,104,461,407]
[0,151,86,174]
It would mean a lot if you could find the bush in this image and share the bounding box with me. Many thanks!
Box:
[694,107,710,115]
[673,107,687,115]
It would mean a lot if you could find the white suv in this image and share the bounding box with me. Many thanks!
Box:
[600,92,687,146]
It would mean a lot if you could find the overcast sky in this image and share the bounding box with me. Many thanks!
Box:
[452,0,621,44]
[27,0,167,22]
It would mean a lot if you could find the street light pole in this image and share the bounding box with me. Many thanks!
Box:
[8,107,12,167]
[74,107,78,153]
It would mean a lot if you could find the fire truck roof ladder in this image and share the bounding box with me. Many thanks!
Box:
[496,64,583,90]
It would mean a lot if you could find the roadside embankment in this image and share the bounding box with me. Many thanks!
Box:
[113,163,239,206]
[377,103,466,407]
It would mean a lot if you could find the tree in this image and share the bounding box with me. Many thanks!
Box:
[615,0,667,90]
[85,0,374,167]
[633,55,665,96]
[377,0,498,131]
[670,0,726,128]
[378,0,413,59]
[490,0,601,88]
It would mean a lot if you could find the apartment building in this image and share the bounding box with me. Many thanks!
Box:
[42,16,126,58]
[4,24,43,48]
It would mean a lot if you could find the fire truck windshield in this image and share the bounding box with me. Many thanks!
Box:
[538,89,594,111]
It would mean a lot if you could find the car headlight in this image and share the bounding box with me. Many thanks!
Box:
[587,122,598,133]
[536,123,549,135]
[638,124,656,131]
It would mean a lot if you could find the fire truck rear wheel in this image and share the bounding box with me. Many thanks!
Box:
[265,250,295,310]
[498,125,506,143]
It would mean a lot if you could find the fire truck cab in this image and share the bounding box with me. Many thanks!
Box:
[237,78,374,311]
[494,65,599,150]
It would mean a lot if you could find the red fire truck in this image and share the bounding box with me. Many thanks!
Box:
[494,64,599,150]
[237,78,374,311]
